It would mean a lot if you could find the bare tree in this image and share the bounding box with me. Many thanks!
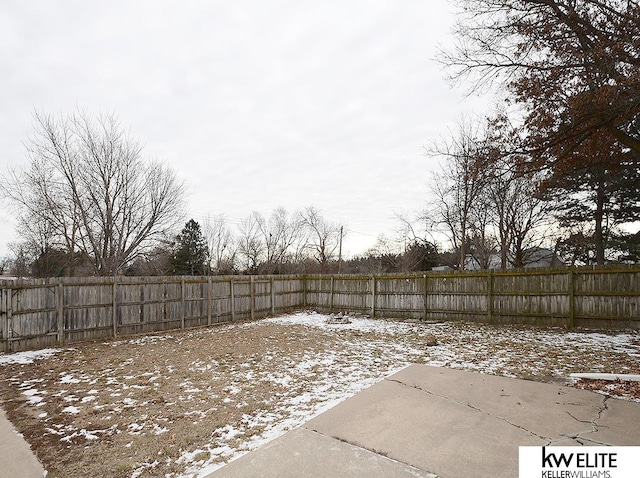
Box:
[203,214,236,274]
[7,242,31,277]
[502,175,553,268]
[255,207,305,273]
[394,212,434,249]
[0,256,11,276]
[1,110,186,275]
[427,113,554,270]
[467,198,497,270]
[125,243,173,276]
[364,234,402,272]
[483,116,555,269]
[439,1,640,265]
[427,118,489,270]
[299,206,344,272]
[236,212,265,273]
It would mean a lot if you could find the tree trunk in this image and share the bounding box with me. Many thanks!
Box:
[594,180,606,266]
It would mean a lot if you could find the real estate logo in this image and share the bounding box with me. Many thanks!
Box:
[519,446,640,478]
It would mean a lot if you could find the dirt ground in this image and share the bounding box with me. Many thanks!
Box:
[0,312,638,478]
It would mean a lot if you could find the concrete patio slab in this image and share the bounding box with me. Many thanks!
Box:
[304,373,543,477]
[211,427,437,478]
[388,364,607,442]
[207,365,640,478]
[0,407,46,478]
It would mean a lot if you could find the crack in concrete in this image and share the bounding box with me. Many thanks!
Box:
[564,411,593,425]
[385,378,551,442]
[386,378,616,448]
[568,395,610,444]
[410,381,609,444]
[570,435,611,446]
[305,428,440,478]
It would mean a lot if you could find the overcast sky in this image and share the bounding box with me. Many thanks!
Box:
[0,0,492,259]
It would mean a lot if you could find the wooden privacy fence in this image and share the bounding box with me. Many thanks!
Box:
[310,268,640,330]
[1,267,639,353]
[0,275,305,353]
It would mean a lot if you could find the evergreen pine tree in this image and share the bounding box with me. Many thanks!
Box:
[172,219,209,275]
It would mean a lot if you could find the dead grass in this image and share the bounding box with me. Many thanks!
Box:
[1,322,340,477]
[0,312,638,477]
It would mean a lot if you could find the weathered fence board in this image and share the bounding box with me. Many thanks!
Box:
[1,267,639,353]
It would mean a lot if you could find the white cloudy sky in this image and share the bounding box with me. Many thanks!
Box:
[0,0,492,259]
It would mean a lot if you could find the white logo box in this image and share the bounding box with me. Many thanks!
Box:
[520,446,640,478]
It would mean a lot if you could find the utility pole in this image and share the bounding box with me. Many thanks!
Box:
[338,226,343,273]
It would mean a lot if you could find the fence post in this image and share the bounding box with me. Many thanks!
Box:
[207,277,212,326]
[112,280,118,338]
[270,277,275,315]
[330,277,335,313]
[57,281,64,344]
[180,279,185,329]
[230,279,235,322]
[423,274,428,322]
[302,275,307,308]
[3,288,13,352]
[162,281,168,324]
[1,288,7,353]
[487,271,494,324]
[370,276,376,318]
[250,276,255,321]
[569,270,575,328]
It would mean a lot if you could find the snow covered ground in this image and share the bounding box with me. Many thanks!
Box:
[0,311,638,477]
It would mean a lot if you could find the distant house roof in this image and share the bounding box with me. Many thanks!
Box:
[431,265,453,272]
[523,248,564,269]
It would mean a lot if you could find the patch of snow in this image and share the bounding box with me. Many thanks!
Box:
[131,459,160,478]
[128,423,144,435]
[61,429,100,442]
[0,348,61,365]
[224,385,241,395]
[22,388,45,404]
[59,374,81,384]
[112,334,173,347]
[152,424,169,435]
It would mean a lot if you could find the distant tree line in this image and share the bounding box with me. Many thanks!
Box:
[126,206,347,276]
[125,214,445,276]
